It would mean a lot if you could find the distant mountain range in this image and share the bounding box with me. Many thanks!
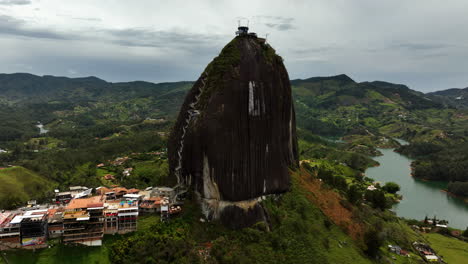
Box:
[0,73,191,104]
[427,87,468,109]
[0,72,466,140]
[1,72,466,108]
[291,74,442,110]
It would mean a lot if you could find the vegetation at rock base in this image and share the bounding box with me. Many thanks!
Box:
[109,170,375,264]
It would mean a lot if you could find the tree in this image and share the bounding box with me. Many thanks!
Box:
[348,185,362,205]
[365,190,388,210]
[364,228,383,258]
[463,227,468,237]
[382,182,400,194]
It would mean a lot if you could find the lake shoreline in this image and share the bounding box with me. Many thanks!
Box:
[366,144,468,229]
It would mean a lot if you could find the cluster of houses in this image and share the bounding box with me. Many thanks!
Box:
[388,244,410,257]
[388,242,444,262]
[0,185,181,249]
[413,242,442,262]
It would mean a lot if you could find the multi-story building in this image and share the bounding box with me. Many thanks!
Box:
[18,209,48,247]
[47,208,64,238]
[103,199,138,234]
[117,200,138,233]
[0,211,21,248]
[62,196,104,246]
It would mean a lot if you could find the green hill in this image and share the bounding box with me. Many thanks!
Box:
[423,233,468,264]
[0,74,192,142]
[427,86,468,109]
[291,74,444,137]
[0,166,55,209]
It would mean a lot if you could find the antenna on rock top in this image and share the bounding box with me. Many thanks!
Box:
[236,19,249,36]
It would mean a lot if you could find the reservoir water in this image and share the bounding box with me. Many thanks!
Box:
[366,141,468,229]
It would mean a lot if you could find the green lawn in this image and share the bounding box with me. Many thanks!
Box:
[424,233,468,264]
[0,166,55,209]
[2,242,111,264]
[96,167,117,186]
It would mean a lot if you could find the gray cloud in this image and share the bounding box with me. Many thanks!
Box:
[0,43,211,83]
[0,0,31,5]
[0,15,69,39]
[256,16,296,31]
[0,14,225,52]
[71,17,102,22]
[103,28,224,49]
[393,43,451,51]
[292,46,336,55]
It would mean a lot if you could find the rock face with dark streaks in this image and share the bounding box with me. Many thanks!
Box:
[168,34,298,228]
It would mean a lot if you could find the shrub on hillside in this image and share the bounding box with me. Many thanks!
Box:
[382,182,400,194]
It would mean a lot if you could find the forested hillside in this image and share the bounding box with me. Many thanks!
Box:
[2,73,468,197]
[1,73,467,263]
[427,86,468,109]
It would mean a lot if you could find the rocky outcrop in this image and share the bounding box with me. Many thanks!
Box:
[168,35,298,228]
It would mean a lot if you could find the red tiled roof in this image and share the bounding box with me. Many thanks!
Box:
[112,187,128,194]
[47,209,57,217]
[127,188,140,193]
[66,196,103,210]
[96,187,111,195]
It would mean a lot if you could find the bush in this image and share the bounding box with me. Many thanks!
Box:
[448,181,468,197]
[382,182,400,194]
[347,184,363,205]
[365,190,388,210]
[364,228,383,258]
[463,227,468,237]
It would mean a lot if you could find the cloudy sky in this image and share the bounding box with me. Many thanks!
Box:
[1,0,467,92]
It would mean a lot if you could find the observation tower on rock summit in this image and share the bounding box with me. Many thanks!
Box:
[235,20,258,38]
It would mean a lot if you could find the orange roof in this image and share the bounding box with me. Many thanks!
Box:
[66,196,104,210]
[104,174,115,179]
[127,188,140,193]
[112,187,128,194]
[96,187,111,195]
[0,212,12,226]
[47,209,57,217]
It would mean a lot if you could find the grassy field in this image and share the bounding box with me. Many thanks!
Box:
[424,233,468,264]
[0,166,55,209]
[2,240,112,264]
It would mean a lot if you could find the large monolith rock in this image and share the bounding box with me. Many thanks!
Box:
[168,34,298,228]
